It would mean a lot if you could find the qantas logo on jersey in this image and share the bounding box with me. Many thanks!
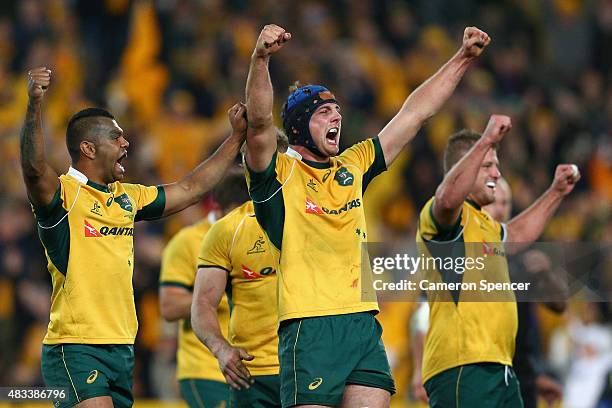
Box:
[242,264,262,279]
[305,197,324,214]
[482,241,505,257]
[84,219,134,237]
[241,264,276,279]
[305,197,361,215]
[84,220,102,237]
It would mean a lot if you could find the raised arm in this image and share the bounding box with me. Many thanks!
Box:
[506,164,579,244]
[192,267,253,390]
[245,24,291,172]
[20,67,59,207]
[378,27,491,167]
[162,102,246,216]
[433,115,511,227]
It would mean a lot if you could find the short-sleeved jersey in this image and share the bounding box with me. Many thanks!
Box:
[197,201,279,375]
[160,219,230,381]
[245,138,387,322]
[416,197,517,383]
[33,167,166,344]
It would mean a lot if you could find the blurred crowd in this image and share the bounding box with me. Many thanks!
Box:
[0,0,610,405]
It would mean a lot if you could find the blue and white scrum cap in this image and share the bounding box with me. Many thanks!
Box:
[281,84,338,157]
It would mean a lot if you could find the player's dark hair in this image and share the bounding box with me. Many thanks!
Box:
[66,108,115,162]
[213,172,250,211]
[443,129,498,173]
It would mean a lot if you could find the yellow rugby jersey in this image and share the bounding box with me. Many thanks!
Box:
[197,201,279,375]
[416,197,517,383]
[245,138,387,322]
[160,219,230,381]
[32,167,165,344]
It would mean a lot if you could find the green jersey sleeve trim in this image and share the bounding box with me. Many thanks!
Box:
[500,223,507,242]
[32,187,70,275]
[246,152,285,250]
[197,264,231,273]
[37,220,70,276]
[159,281,193,291]
[246,152,277,190]
[428,200,462,242]
[135,186,166,222]
[32,188,63,224]
[362,137,388,193]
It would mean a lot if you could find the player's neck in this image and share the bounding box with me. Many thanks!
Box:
[73,162,110,187]
[291,145,330,163]
[466,194,484,210]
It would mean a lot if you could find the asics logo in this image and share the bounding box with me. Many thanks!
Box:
[308,377,323,390]
[86,370,98,384]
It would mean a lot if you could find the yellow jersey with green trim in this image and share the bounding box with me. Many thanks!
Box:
[245,138,387,322]
[197,201,279,375]
[32,167,166,344]
[416,197,517,383]
[160,219,230,381]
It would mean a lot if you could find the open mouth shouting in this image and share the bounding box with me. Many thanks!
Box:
[486,180,496,190]
[116,151,127,173]
[325,127,339,147]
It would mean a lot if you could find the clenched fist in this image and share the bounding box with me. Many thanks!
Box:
[460,27,491,59]
[550,164,580,196]
[27,67,51,101]
[253,24,291,58]
[228,102,247,137]
[482,114,512,146]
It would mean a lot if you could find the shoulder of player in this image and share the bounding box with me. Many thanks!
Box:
[215,203,251,230]
[116,181,141,193]
[191,219,214,237]
[165,226,193,251]
[58,173,80,191]
[276,151,298,167]
[464,200,485,221]
[169,220,211,247]
[475,206,501,230]
[339,138,374,157]
[418,196,469,231]
[418,196,436,218]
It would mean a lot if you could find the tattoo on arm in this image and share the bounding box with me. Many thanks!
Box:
[19,100,58,206]
[19,101,41,177]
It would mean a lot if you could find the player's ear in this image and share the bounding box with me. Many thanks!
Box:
[80,140,96,160]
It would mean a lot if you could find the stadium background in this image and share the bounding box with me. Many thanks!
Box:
[0,0,610,406]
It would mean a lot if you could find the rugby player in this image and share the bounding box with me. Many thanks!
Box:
[243,24,491,407]
[158,104,249,407]
[19,67,244,408]
[416,116,579,407]
[192,133,291,408]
